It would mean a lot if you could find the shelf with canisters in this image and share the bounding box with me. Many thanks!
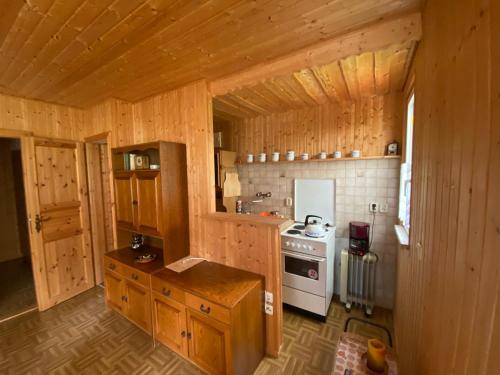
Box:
[235,155,400,165]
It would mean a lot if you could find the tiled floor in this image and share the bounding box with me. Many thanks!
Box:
[0,257,37,321]
[0,287,393,374]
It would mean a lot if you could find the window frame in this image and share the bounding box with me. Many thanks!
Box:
[398,86,415,243]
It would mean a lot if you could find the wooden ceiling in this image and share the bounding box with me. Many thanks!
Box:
[0,0,419,108]
[213,42,417,120]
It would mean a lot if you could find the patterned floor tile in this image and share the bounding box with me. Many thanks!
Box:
[0,287,393,375]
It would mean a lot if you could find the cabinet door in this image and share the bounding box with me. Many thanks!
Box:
[123,280,152,333]
[114,173,135,230]
[186,309,231,375]
[135,172,162,236]
[152,293,188,356]
[104,271,123,311]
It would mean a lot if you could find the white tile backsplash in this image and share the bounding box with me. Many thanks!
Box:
[237,157,400,309]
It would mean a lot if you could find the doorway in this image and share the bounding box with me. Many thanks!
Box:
[0,137,36,321]
[85,133,115,285]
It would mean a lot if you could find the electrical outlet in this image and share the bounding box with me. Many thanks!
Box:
[379,203,388,213]
[265,291,273,304]
[265,303,273,315]
[285,197,293,207]
[369,202,378,213]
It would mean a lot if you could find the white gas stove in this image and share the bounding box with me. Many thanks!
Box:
[281,179,336,319]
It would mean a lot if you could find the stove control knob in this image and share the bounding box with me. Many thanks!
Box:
[285,241,290,247]
[308,245,313,251]
[291,242,296,248]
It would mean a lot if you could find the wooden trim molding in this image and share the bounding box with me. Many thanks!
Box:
[0,128,34,138]
[210,12,422,96]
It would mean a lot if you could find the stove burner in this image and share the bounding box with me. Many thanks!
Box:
[287,229,302,235]
[293,224,305,230]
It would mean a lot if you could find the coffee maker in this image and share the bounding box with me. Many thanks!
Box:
[349,221,370,256]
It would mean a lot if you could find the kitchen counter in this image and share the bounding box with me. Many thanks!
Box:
[204,212,293,230]
[105,246,164,274]
[152,261,263,308]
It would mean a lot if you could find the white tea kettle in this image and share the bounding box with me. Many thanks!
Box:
[304,215,326,238]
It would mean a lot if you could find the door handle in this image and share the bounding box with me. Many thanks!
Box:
[162,288,171,297]
[34,214,50,233]
[181,331,186,338]
[187,332,192,339]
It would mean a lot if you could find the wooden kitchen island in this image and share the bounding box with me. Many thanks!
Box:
[104,248,264,375]
[152,262,264,375]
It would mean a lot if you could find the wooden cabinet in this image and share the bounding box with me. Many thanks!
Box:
[113,171,162,236]
[187,309,231,374]
[103,247,164,334]
[104,271,124,311]
[112,142,189,264]
[152,262,265,375]
[123,279,152,332]
[152,293,188,356]
[114,173,135,230]
[135,171,162,235]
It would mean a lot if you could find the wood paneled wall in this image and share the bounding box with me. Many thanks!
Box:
[0,93,84,140]
[200,213,291,356]
[83,81,215,253]
[394,0,500,374]
[226,93,402,159]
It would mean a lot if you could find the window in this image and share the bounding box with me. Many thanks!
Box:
[399,93,414,231]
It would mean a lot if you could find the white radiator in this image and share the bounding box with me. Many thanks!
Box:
[340,249,379,316]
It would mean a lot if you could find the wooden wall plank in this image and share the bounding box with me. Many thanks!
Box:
[393,0,500,374]
[223,93,402,158]
[0,93,84,140]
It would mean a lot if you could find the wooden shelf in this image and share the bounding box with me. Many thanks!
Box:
[236,155,400,165]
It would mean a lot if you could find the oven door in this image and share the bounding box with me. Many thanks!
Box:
[282,250,326,297]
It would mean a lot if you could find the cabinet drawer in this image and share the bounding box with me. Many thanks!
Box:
[185,293,230,325]
[122,265,149,287]
[104,256,122,274]
[151,278,185,304]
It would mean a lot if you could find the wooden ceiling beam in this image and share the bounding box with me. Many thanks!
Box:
[209,11,422,96]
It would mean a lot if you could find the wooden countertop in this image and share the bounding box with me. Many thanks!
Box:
[152,261,263,308]
[105,246,164,274]
[204,212,293,229]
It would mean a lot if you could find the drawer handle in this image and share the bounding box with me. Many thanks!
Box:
[200,304,211,314]
[109,263,116,270]
[181,331,186,338]
[131,274,139,280]
[162,288,171,297]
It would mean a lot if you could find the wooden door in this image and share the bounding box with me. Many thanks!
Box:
[135,171,162,236]
[152,293,188,356]
[28,139,94,310]
[114,172,135,230]
[186,309,231,375]
[123,280,151,332]
[104,271,123,311]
